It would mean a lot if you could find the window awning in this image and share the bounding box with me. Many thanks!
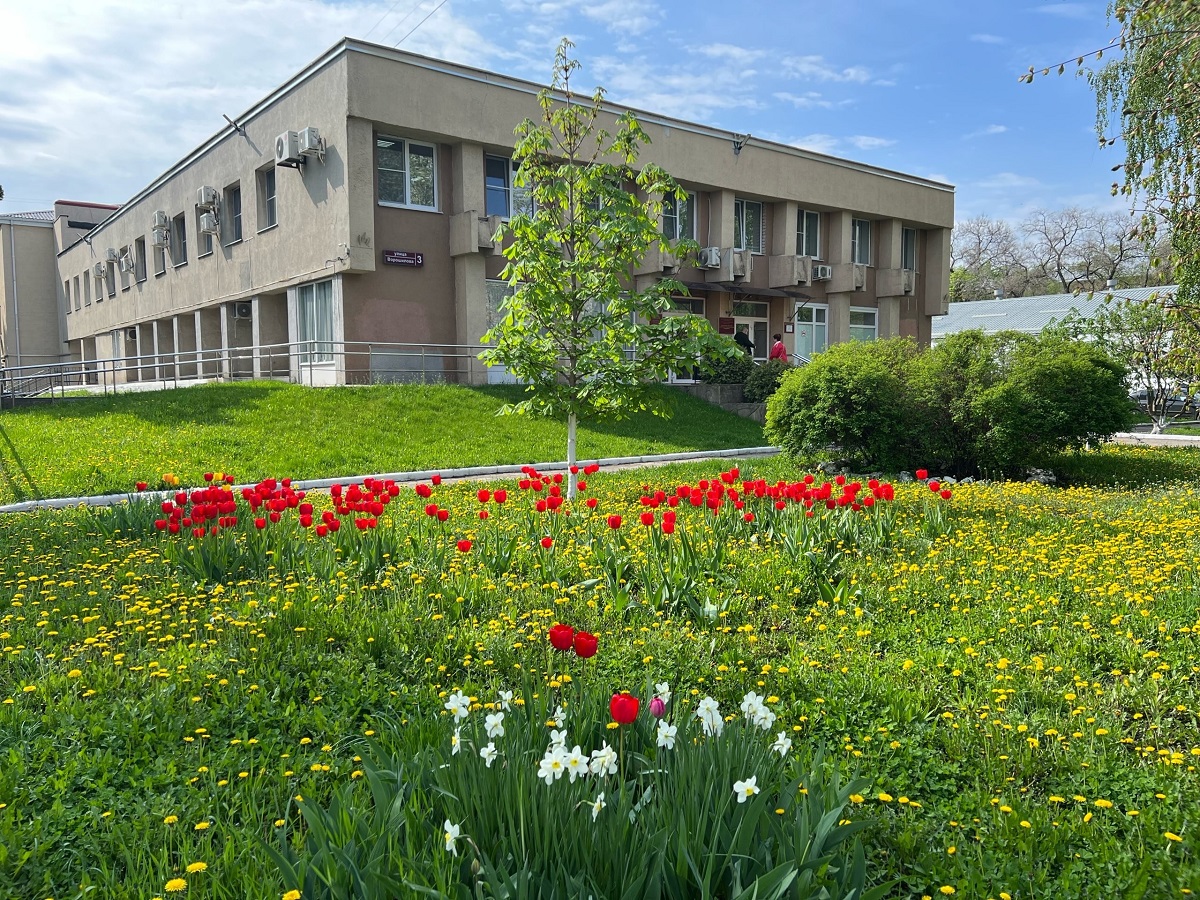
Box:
[677,281,811,301]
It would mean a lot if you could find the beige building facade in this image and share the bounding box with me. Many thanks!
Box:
[50,38,954,387]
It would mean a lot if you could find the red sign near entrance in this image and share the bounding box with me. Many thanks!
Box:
[383,249,424,267]
[717,317,735,335]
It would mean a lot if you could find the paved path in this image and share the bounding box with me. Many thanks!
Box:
[1109,431,1200,447]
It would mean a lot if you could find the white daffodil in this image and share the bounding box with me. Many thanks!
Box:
[480,741,498,768]
[443,819,461,855]
[444,690,470,722]
[733,776,759,804]
[485,711,505,739]
[654,682,672,705]
[656,720,677,750]
[537,745,567,786]
[740,691,765,717]
[564,745,588,783]
[497,690,513,711]
[752,706,777,732]
[552,704,566,727]
[548,728,568,748]
[450,727,461,756]
[771,732,793,757]
[702,600,719,620]
[695,696,724,737]
[589,742,619,777]
[592,792,606,822]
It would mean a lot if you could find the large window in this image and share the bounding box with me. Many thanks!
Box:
[662,192,696,241]
[901,227,918,271]
[851,218,871,265]
[297,280,334,364]
[106,261,117,298]
[134,237,147,282]
[171,213,188,266]
[197,207,213,257]
[223,184,243,245]
[484,155,532,219]
[849,308,877,342]
[734,199,764,253]
[258,167,277,230]
[64,280,71,314]
[794,304,827,360]
[797,209,820,258]
[73,275,82,310]
[377,136,437,209]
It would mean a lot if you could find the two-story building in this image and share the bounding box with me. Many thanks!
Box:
[53,37,954,387]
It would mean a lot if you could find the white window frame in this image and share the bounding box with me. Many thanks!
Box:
[258,166,277,231]
[734,198,764,254]
[134,237,147,282]
[797,209,820,259]
[901,227,918,271]
[794,303,828,360]
[484,154,532,220]
[197,207,214,258]
[223,183,243,246]
[849,306,878,343]
[851,218,872,266]
[74,275,82,310]
[296,279,335,365]
[662,192,696,242]
[171,213,188,267]
[377,135,439,211]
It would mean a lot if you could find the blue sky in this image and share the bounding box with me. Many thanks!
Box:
[0,0,1123,224]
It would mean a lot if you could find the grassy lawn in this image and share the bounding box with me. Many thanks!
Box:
[2,446,1199,898]
[0,381,765,505]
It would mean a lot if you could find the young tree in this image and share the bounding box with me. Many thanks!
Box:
[480,40,729,498]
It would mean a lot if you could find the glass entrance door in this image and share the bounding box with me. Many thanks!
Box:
[731,301,769,362]
[794,304,827,362]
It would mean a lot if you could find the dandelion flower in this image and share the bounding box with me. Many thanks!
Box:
[186,862,207,873]
[164,877,187,892]
[283,891,302,900]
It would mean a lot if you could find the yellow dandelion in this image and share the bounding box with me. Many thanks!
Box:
[163,815,178,825]
[877,792,893,802]
[939,887,956,896]
[164,877,187,892]
[283,891,302,900]
[186,862,207,874]
[194,821,210,831]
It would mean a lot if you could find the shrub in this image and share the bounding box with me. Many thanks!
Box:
[764,339,916,471]
[699,336,754,384]
[743,359,791,403]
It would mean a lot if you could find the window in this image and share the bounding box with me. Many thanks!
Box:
[794,304,827,360]
[669,297,704,315]
[197,207,213,257]
[484,155,532,219]
[663,192,696,241]
[83,274,91,307]
[64,280,71,314]
[135,237,147,282]
[119,246,131,290]
[734,199,764,253]
[297,279,334,364]
[849,308,877,342]
[73,275,82,311]
[171,213,187,266]
[901,227,918,271]
[154,240,166,276]
[223,184,242,245]
[377,136,437,209]
[797,209,820,258]
[106,262,117,298]
[257,167,277,230]
[851,218,871,265]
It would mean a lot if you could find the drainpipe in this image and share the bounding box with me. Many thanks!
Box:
[7,224,21,367]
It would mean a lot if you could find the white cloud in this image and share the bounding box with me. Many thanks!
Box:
[787,133,895,154]
[1032,3,1090,19]
[790,133,840,155]
[969,33,1006,44]
[697,43,766,65]
[964,124,1008,139]
[500,0,663,35]
[975,172,1043,190]
[847,135,896,150]
[772,91,851,110]
[781,55,872,84]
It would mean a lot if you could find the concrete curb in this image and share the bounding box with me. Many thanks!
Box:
[0,446,781,514]
[1109,432,1200,447]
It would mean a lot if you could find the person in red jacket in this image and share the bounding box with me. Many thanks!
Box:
[768,333,788,362]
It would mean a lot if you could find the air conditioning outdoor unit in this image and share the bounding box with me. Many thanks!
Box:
[698,246,722,269]
[812,264,833,281]
[126,327,138,341]
[118,253,133,273]
[197,186,220,210]
[151,226,169,248]
[233,302,253,320]
[105,247,119,262]
[153,210,169,229]
[299,126,323,156]
[93,262,106,277]
[901,268,916,294]
[275,130,302,166]
[199,213,219,235]
[731,249,751,278]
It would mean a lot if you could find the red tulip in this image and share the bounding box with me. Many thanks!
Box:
[743,512,755,523]
[569,465,579,474]
[203,472,214,482]
[477,489,491,503]
[136,481,148,492]
[457,539,472,553]
[548,623,575,651]
[915,469,928,481]
[437,509,449,522]
[940,489,953,500]
[586,497,598,509]
[640,511,655,527]
[929,480,941,492]
[607,514,622,530]
[573,631,598,658]
[541,536,554,549]
[609,692,640,725]
[494,489,507,504]
[662,520,675,535]
[416,483,432,498]
[254,517,267,529]
[479,510,489,520]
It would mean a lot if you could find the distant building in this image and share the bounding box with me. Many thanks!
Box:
[932,286,1176,342]
[25,38,954,388]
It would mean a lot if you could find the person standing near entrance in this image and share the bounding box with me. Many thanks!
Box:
[768,333,788,362]
[734,325,754,356]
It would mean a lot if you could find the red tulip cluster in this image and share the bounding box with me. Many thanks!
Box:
[547,622,597,658]
[638,467,897,518]
[329,477,402,532]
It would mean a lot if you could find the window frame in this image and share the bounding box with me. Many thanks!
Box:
[134,237,147,282]
[197,207,214,258]
[849,306,878,343]
[796,208,821,259]
[64,280,72,314]
[662,192,697,242]
[733,198,764,254]
[106,261,117,298]
[171,213,188,267]
[223,183,243,246]
[297,279,335,365]
[901,226,918,271]
[484,154,532,220]
[376,135,439,211]
[257,166,278,231]
[851,218,872,266]
[73,275,82,311]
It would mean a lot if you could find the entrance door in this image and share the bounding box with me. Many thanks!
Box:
[794,304,827,363]
[731,301,769,362]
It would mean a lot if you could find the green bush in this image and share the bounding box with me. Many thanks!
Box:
[699,337,754,384]
[743,359,791,403]
[765,331,1134,476]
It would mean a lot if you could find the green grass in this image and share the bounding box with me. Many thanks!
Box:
[0,381,764,504]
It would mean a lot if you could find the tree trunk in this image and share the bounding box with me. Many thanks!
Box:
[567,411,578,500]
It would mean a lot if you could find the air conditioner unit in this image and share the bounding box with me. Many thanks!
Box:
[199,212,219,235]
[118,253,133,273]
[852,263,867,290]
[299,126,323,155]
[901,268,916,294]
[151,226,169,248]
[731,249,751,279]
[812,264,833,281]
[233,302,253,320]
[93,262,106,277]
[125,327,137,341]
[698,246,722,269]
[197,186,220,210]
[105,247,119,262]
[275,130,301,166]
[153,210,169,229]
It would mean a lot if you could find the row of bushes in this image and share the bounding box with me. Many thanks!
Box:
[762,331,1135,477]
[697,338,790,403]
